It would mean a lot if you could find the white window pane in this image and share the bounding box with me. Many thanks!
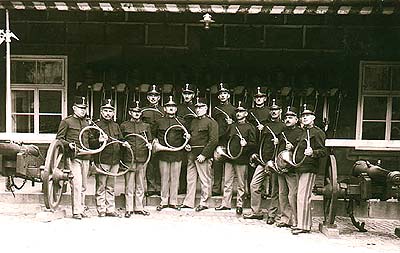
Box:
[12,90,34,113]
[39,115,62,133]
[12,115,34,133]
[39,90,62,113]
[363,97,386,120]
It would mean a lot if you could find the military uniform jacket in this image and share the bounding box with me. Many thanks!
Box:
[120,120,153,163]
[177,102,196,128]
[294,126,327,174]
[56,115,90,160]
[154,116,186,162]
[277,125,303,172]
[260,120,285,160]
[142,104,164,137]
[248,106,271,126]
[91,119,122,165]
[248,105,271,144]
[226,121,257,165]
[188,116,218,159]
[212,102,236,145]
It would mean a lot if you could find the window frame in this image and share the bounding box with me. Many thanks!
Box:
[0,55,68,142]
[355,61,400,150]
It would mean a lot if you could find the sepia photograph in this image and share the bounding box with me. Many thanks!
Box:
[0,1,399,252]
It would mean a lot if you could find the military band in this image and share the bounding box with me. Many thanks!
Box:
[56,85,326,236]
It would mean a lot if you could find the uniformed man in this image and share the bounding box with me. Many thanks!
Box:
[120,101,153,218]
[292,104,326,235]
[211,83,236,196]
[154,96,187,211]
[275,106,302,228]
[56,96,91,219]
[142,84,164,196]
[243,99,284,223]
[92,99,124,217]
[177,83,197,194]
[180,97,218,211]
[247,87,271,196]
[215,102,256,215]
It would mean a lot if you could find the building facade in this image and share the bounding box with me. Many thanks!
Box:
[1,0,400,175]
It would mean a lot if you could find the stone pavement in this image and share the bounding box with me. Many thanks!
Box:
[0,202,399,253]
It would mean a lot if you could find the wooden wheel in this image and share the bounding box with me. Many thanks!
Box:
[42,140,68,210]
[323,154,339,226]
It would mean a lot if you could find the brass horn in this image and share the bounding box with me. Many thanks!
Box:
[152,122,190,153]
[213,127,244,161]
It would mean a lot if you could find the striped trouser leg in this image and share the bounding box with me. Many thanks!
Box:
[296,172,316,231]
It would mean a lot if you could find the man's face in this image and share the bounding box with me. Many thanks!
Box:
[284,115,298,127]
[100,108,115,121]
[182,93,194,103]
[72,106,87,118]
[236,111,248,121]
[254,96,266,106]
[270,109,282,120]
[218,91,230,103]
[164,105,177,115]
[129,110,142,120]
[147,94,160,105]
[195,105,208,117]
[301,114,315,126]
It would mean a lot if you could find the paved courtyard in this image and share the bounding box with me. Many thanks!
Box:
[0,203,399,253]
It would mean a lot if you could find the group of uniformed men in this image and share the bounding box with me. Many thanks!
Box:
[56,83,326,235]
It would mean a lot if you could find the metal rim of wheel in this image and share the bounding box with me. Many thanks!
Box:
[323,154,339,226]
[43,140,66,210]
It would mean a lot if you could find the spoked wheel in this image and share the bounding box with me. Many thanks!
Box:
[322,154,339,226]
[42,140,68,210]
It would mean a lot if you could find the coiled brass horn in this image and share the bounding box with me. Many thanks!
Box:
[292,129,311,167]
[77,124,108,156]
[214,126,244,161]
[152,120,190,153]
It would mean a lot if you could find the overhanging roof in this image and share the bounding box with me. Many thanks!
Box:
[0,0,399,15]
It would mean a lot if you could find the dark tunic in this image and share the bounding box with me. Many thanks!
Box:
[226,121,257,165]
[248,106,271,126]
[294,125,327,174]
[120,120,153,163]
[91,118,122,165]
[188,116,218,159]
[260,120,285,161]
[141,104,164,137]
[277,125,303,172]
[212,102,236,145]
[154,116,186,162]
[56,115,90,160]
[177,102,196,128]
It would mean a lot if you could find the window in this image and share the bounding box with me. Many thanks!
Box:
[10,56,67,134]
[356,61,400,141]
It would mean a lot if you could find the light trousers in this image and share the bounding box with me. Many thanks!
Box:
[222,163,247,208]
[124,163,146,212]
[159,160,182,205]
[67,158,89,215]
[95,163,119,213]
[183,155,212,208]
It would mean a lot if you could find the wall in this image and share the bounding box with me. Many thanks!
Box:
[1,10,400,175]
